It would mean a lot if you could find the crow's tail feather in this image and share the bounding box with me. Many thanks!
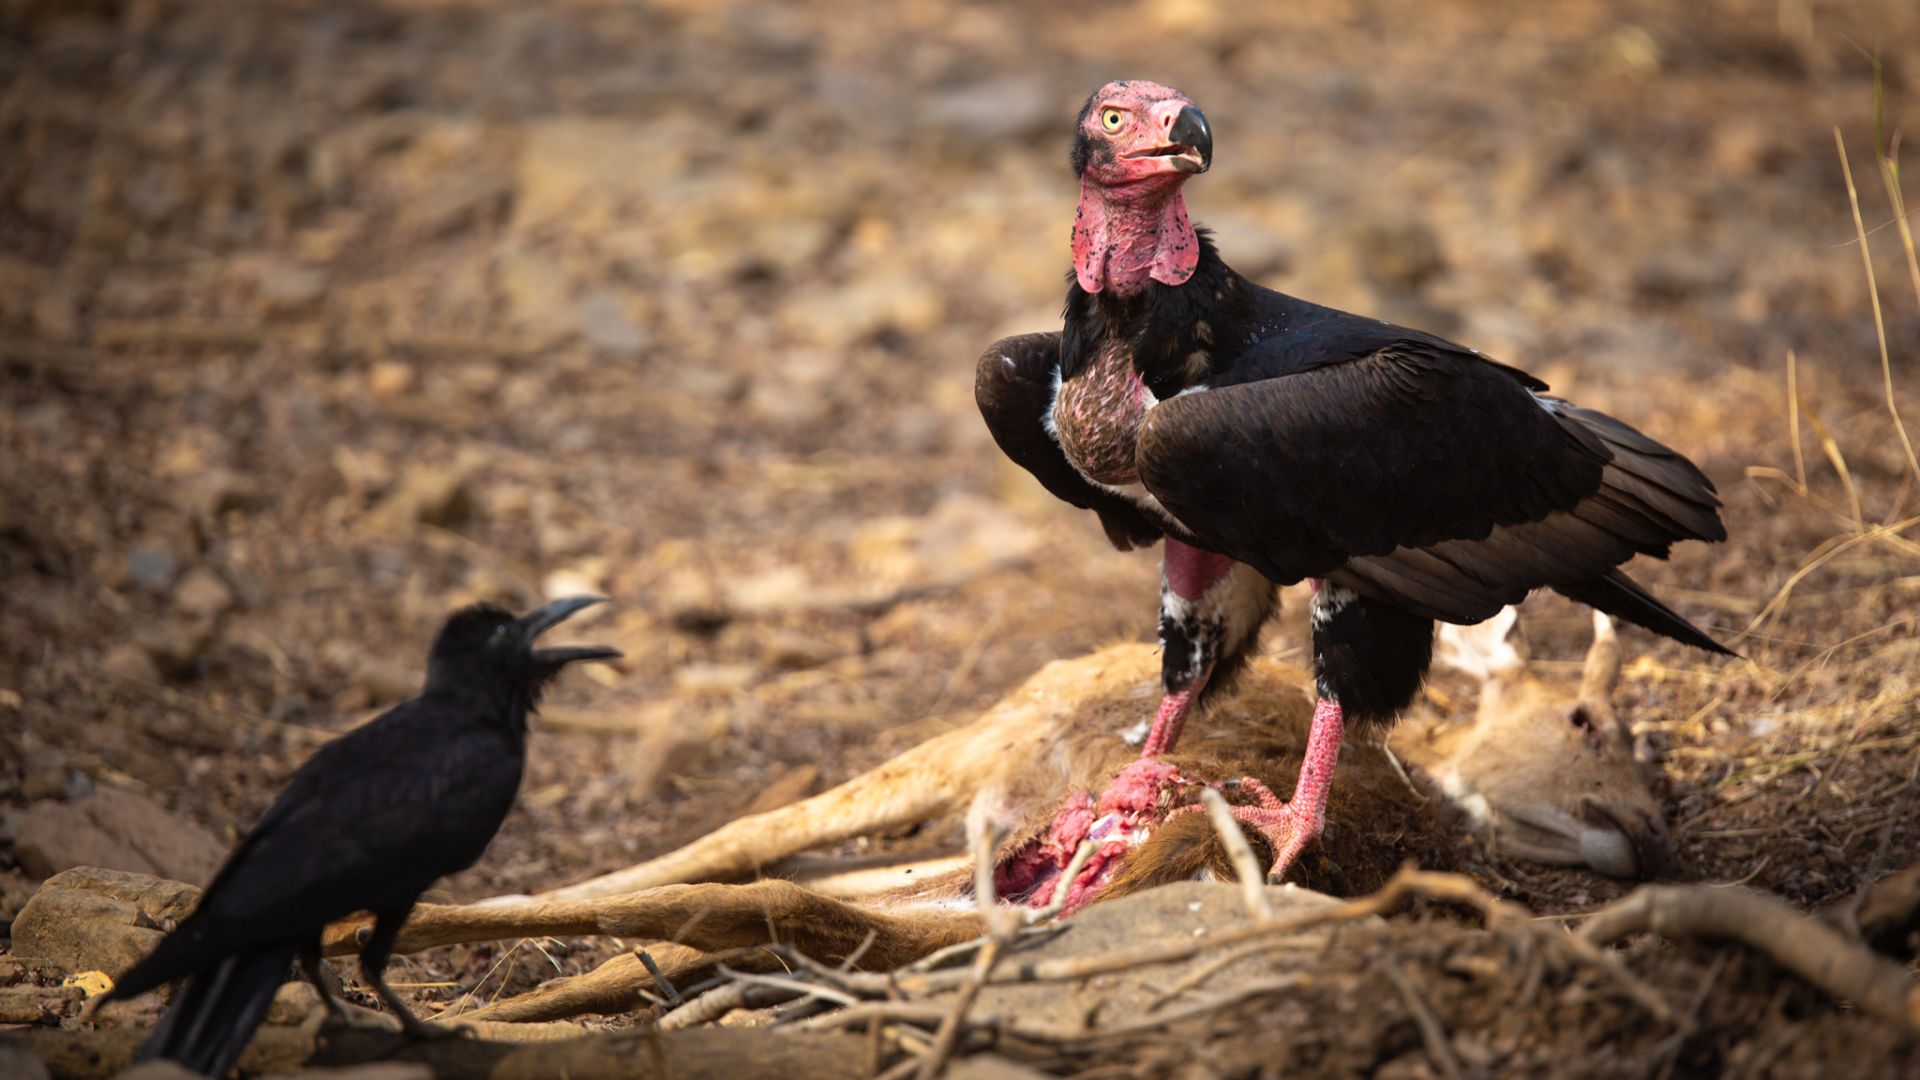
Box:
[1553,569,1736,657]
[137,944,295,1077]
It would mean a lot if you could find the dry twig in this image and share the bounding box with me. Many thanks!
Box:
[915,819,1014,1078]
[1199,787,1272,921]
[1384,960,1466,1080]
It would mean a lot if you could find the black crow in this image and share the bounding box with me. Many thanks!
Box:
[98,596,620,1076]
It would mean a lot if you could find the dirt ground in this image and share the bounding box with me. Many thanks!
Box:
[4,0,1920,1075]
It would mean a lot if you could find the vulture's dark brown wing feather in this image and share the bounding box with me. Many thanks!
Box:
[1137,344,1729,648]
[975,332,1164,550]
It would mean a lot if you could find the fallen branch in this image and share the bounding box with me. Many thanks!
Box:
[1578,882,1920,1030]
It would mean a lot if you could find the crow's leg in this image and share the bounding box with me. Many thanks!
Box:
[360,905,462,1041]
[299,947,348,1025]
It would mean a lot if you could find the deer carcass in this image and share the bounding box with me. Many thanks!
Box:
[314,613,1673,1024]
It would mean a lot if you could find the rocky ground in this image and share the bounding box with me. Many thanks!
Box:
[3,0,1920,1075]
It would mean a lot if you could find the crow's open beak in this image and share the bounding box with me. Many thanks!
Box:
[517,595,623,666]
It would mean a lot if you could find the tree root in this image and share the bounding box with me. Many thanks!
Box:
[1578,882,1920,1030]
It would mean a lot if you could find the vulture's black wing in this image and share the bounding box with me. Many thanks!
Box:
[976,331,1164,550]
[1137,342,1730,651]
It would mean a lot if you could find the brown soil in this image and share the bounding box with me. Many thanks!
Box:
[4,0,1919,1074]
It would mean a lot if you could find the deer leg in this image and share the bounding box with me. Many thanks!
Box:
[535,705,1042,901]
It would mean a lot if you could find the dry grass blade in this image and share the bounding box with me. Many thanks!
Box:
[1835,126,1920,498]
[1872,61,1920,311]
[1789,350,1808,494]
[1737,515,1920,642]
[1799,405,1863,533]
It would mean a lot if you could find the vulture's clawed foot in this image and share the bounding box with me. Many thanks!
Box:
[1213,777,1324,884]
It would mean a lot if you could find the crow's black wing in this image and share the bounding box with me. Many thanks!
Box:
[976,332,1164,550]
[1137,341,1727,645]
[110,703,522,997]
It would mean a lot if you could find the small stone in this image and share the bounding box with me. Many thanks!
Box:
[755,628,841,672]
[32,286,77,341]
[723,566,813,617]
[403,165,511,240]
[1352,220,1446,293]
[133,617,217,680]
[102,643,162,684]
[1634,253,1732,305]
[933,77,1055,141]
[11,867,203,978]
[171,566,236,620]
[353,655,418,705]
[366,466,473,530]
[541,565,606,603]
[674,663,760,695]
[368,361,416,399]
[326,640,419,705]
[127,546,178,592]
[266,980,321,1025]
[256,262,328,317]
[175,467,264,521]
[575,290,649,356]
[493,244,575,341]
[65,970,113,997]
[12,787,226,882]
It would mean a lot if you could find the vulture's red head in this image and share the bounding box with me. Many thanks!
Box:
[1071,81,1212,189]
[1069,81,1212,294]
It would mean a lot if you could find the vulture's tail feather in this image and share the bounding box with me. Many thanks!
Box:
[1553,569,1736,657]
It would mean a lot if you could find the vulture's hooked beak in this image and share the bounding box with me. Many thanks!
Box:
[1126,103,1212,175]
[516,595,622,666]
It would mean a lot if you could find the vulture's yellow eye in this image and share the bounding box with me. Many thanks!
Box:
[1100,107,1124,132]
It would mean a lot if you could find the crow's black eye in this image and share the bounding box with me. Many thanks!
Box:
[1101,107,1124,132]
[489,625,510,647]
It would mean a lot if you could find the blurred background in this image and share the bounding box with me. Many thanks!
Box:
[4,0,1919,1018]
